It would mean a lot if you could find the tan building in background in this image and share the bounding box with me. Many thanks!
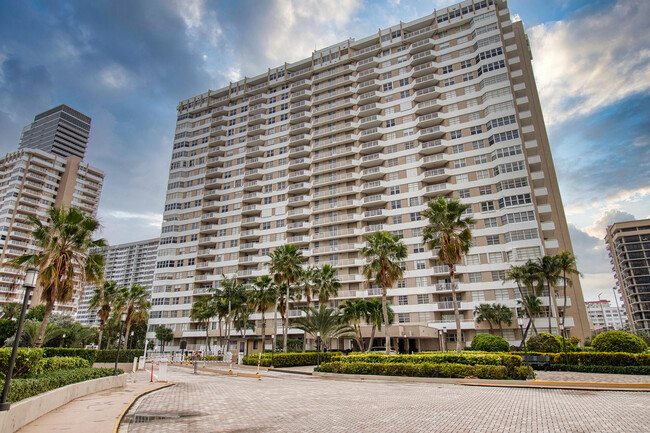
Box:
[148,0,590,353]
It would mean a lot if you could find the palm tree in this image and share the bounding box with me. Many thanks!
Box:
[190,295,217,353]
[314,264,341,304]
[8,207,105,347]
[296,266,316,352]
[215,274,245,345]
[473,303,497,333]
[556,251,581,332]
[531,255,562,334]
[18,320,64,347]
[116,283,151,349]
[341,298,367,351]
[251,276,276,353]
[1,302,21,320]
[365,298,394,352]
[492,304,514,336]
[517,294,543,346]
[88,280,118,349]
[293,305,355,351]
[361,231,408,356]
[268,244,304,353]
[505,265,538,335]
[421,197,475,353]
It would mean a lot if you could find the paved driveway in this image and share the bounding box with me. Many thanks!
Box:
[121,367,648,433]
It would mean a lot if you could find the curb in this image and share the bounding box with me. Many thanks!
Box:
[268,368,314,376]
[113,383,175,433]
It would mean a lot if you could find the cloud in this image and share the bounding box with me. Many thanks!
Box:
[100,64,129,88]
[528,0,650,125]
[585,209,636,238]
[567,224,617,301]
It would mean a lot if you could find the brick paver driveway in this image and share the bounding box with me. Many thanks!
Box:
[122,367,648,432]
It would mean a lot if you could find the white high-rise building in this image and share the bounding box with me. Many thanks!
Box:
[585,299,629,332]
[147,0,590,353]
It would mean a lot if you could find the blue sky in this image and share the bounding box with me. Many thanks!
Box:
[0,0,648,301]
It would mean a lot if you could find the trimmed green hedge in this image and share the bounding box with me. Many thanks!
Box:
[0,348,43,379]
[94,349,143,363]
[319,361,531,380]
[37,356,90,375]
[2,368,120,403]
[333,353,523,370]
[242,352,341,367]
[470,334,510,352]
[526,333,576,353]
[512,351,650,367]
[549,364,650,375]
[592,331,648,353]
[42,348,98,363]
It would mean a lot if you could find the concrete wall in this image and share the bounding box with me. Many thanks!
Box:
[0,373,127,433]
[93,362,135,371]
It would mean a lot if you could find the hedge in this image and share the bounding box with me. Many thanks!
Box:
[512,351,650,367]
[526,333,576,353]
[42,348,98,363]
[591,331,648,353]
[42,348,144,363]
[549,364,650,375]
[37,356,90,375]
[93,349,144,363]
[333,353,523,371]
[2,368,120,403]
[470,334,510,352]
[242,352,341,367]
[319,361,531,380]
[0,348,43,379]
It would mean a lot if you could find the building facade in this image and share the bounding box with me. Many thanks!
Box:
[605,219,650,334]
[585,299,629,333]
[76,238,159,326]
[0,148,104,314]
[19,104,91,159]
[147,0,590,353]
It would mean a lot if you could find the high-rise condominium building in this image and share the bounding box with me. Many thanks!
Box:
[76,238,159,326]
[605,219,650,333]
[0,149,104,314]
[585,299,629,333]
[147,0,589,353]
[19,104,91,159]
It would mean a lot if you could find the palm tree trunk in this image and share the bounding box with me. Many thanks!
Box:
[272,292,279,355]
[518,320,532,349]
[382,285,390,356]
[547,282,553,334]
[562,270,567,331]
[97,322,105,350]
[367,325,376,352]
[515,282,538,334]
[218,320,223,349]
[34,302,54,348]
[260,311,266,353]
[449,265,462,353]
[356,322,364,351]
[283,283,290,353]
[123,319,132,349]
[206,322,211,353]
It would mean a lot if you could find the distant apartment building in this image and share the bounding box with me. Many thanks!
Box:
[605,219,650,334]
[19,104,91,159]
[76,238,159,326]
[147,0,590,353]
[0,148,104,314]
[585,299,629,332]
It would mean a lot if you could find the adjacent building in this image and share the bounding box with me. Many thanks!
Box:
[19,104,91,159]
[585,299,629,333]
[147,0,590,353]
[76,238,159,326]
[605,219,650,334]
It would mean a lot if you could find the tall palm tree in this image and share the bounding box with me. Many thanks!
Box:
[1,302,22,320]
[365,298,394,352]
[190,295,217,353]
[314,264,341,304]
[88,280,119,349]
[505,265,538,335]
[116,283,151,349]
[215,274,245,344]
[361,231,408,356]
[492,304,514,336]
[556,251,581,332]
[341,298,367,351]
[517,294,543,346]
[293,305,355,351]
[421,197,475,353]
[296,266,315,352]
[531,255,561,334]
[251,276,276,353]
[268,244,304,353]
[473,303,497,334]
[8,207,106,347]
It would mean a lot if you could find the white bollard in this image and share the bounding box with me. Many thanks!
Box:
[158,357,168,382]
[238,352,243,365]
[138,356,146,370]
[132,357,138,373]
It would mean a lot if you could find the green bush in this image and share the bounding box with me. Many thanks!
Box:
[0,348,44,379]
[242,352,341,367]
[43,348,98,364]
[470,334,510,352]
[37,356,90,375]
[2,367,119,403]
[512,351,650,367]
[526,333,575,353]
[333,353,522,369]
[549,364,650,375]
[93,349,144,363]
[0,319,18,346]
[319,361,525,380]
[591,331,648,353]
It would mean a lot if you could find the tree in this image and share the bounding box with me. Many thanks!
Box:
[1,302,21,320]
[361,231,408,356]
[505,265,538,335]
[421,197,475,353]
[530,255,562,334]
[9,207,105,347]
[296,266,316,352]
[233,286,254,352]
[88,280,119,349]
[155,326,173,353]
[268,244,304,353]
[18,320,63,347]
[365,298,394,352]
[251,276,277,353]
[492,304,513,336]
[116,283,151,349]
[293,305,354,351]
[517,294,543,347]
[556,251,581,332]
[313,264,341,304]
[341,299,367,351]
[473,304,497,333]
[190,295,217,353]
[215,274,246,345]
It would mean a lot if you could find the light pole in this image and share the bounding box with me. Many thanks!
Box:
[442,326,447,352]
[612,287,625,330]
[113,312,127,376]
[1,268,38,411]
[61,333,66,348]
[517,316,534,379]
[597,292,607,331]
[316,331,321,367]
[438,329,443,352]
[559,323,568,365]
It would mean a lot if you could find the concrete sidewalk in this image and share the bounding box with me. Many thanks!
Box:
[16,371,168,433]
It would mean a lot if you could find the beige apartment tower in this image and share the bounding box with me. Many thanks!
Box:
[147,0,590,353]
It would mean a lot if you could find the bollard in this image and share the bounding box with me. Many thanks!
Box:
[193,360,198,374]
[150,361,154,382]
[132,357,138,373]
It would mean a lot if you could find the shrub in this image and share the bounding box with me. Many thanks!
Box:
[43,348,98,364]
[0,319,18,346]
[0,348,44,379]
[37,356,90,375]
[569,337,581,347]
[242,352,341,367]
[319,361,521,380]
[526,333,574,353]
[93,349,144,363]
[470,334,510,352]
[3,367,119,403]
[334,353,522,369]
[591,330,648,353]
[511,351,650,367]
[549,364,650,375]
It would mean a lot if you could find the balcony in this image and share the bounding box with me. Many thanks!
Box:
[241,216,261,227]
[288,170,311,182]
[424,183,452,197]
[363,223,385,234]
[243,180,262,191]
[287,221,311,232]
[239,242,260,252]
[420,139,444,154]
[289,123,312,135]
[313,199,357,212]
[356,56,379,70]
[241,204,262,215]
[361,180,386,194]
[363,209,386,221]
[422,168,450,183]
[313,185,357,199]
[240,229,261,239]
[287,195,312,207]
[287,235,310,245]
[359,102,381,115]
[421,153,448,168]
[313,172,356,187]
[287,208,311,219]
[360,140,382,154]
[291,79,312,91]
[360,166,386,181]
[290,111,311,124]
[419,126,444,141]
[288,182,311,193]
[289,157,312,170]
[361,194,388,207]
[289,134,311,146]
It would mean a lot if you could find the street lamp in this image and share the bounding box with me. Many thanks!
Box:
[518,316,534,379]
[1,267,38,411]
[113,311,127,376]
[442,326,447,352]
[61,333,66,348]
[316,331,321,367]
[612,287,625,330]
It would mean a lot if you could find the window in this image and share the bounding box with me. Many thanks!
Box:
[403,127,415,136]
[491,145,522,160]
[409,197,420,207]
[472,140,485,150]
[474,155,488,165]
[462,72,474,82]
[504,229,539,243]
[416,277,428,287]
[390,186,400,195]
[411,212,422,222]
[458,189,470,199]
[460,60,472,69]
[478,185,492,195]
[400,90,410,98]
[488,129,520,146]
[451,144,464,154]
[449,116,461,126]
[484,217,498,228]
[498,194,532,208]
[397,280,406,289]
[417,294,429,305]
[443,78,455,87]
[488,252,504,263]
[388,158,399,167]
[501,211,535,225]
[456,173,469,183]
[399,78,409,86]
[416,260,426,270]
[454,159,466,168]
[470,126,482,135]
[398,295,408,306]
[383,83,393,91]
[398,313,410,323]
[393,215,402,224]
[413,243,425,253]
[418,312,430,322]
[442,65,454,74]
[486,114,517,131]
[486,235,500,245]
[472,291,485,301]
[450,130,462,140]
[385,119,396,128]
[494,288,509,301]
[391,200,402,209]
[466,254,480,265]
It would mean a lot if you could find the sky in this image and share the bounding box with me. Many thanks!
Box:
[0,0,648,302]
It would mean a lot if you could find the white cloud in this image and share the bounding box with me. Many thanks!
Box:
[100,65,129,89]
[584,209,636,238]
[528,0,650,125]
[173,0,222,46]
[101,210,162,226]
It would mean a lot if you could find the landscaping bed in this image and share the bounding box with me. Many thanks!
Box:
[242,352,341,367]
[512,351,650,368]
